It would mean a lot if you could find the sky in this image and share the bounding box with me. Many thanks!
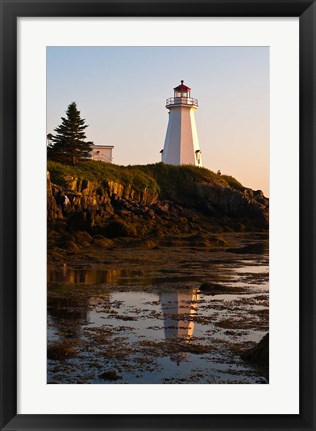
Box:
[47,46,269,196]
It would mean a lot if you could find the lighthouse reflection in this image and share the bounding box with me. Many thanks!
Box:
[160,288,199,364]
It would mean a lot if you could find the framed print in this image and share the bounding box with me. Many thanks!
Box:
[0,1,315,430]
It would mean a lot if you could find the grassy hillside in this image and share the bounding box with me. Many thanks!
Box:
[136,163,245,196]
[47,160,245,197]
[47,160,160,194]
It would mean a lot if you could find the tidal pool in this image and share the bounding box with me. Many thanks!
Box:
[47,237,269,384]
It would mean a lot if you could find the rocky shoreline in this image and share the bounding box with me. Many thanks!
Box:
[47,162,269,266]
[47,162,269,383]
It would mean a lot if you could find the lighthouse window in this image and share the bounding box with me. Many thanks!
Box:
[195,150,201,164]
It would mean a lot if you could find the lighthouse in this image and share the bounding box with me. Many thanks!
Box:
[162,80,202,167]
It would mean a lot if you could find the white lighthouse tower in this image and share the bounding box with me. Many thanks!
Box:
[162,80,202,167]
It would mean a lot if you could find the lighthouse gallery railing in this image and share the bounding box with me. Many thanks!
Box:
[166,97,199,107]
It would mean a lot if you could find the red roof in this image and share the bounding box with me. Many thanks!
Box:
[173,80,191,92]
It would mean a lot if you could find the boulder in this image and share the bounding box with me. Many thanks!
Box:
[242,333,269,370]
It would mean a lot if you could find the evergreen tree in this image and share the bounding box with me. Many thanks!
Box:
[47,102,93,165]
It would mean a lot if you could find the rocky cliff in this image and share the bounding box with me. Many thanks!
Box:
[47,172,159,229]
[47,162,269,240]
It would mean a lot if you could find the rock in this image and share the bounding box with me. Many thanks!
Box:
[72,231,93,247]
[209,236,229,247]
[64,241,81,252]
[47,343,76,360]
[199,282,227,294]
[199,282,247,295]
[93,235,114,248]
[242,333,269,370]
[107,181,124,198]
[144,240,158,249]
[101,220,137,238]
[227,242,267,254]
[99,371,122,381]
[194,183,269,229]
[47,172,63,221]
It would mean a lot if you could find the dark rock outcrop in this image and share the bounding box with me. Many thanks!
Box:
[242,333,269,370]
[47,164,269,236]
[165,180,269,229]
[47,174,158,227]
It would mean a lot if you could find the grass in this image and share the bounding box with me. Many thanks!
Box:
[47,160,245,196]
[135,163,245,201]
[220,175,245,192]
[47,160,160,194]
[137,163,244,191]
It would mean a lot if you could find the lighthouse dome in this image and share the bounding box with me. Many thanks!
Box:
[173,80,191,99]
[173,80,191,92]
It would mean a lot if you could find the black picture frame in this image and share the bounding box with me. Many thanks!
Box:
[0,1,315,430]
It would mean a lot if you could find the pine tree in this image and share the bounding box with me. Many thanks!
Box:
[47,102,93,165]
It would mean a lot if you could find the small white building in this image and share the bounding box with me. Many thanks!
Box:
[91,145,114,163]
[162,80,202,167]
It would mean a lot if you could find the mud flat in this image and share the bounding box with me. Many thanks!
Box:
[47,232,269,384]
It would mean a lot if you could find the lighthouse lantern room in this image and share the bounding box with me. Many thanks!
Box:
[162,80,202,167]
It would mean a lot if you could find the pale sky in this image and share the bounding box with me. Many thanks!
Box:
[47,47,269,196]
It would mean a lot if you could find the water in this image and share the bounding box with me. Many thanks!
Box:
[47,238,269,384]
